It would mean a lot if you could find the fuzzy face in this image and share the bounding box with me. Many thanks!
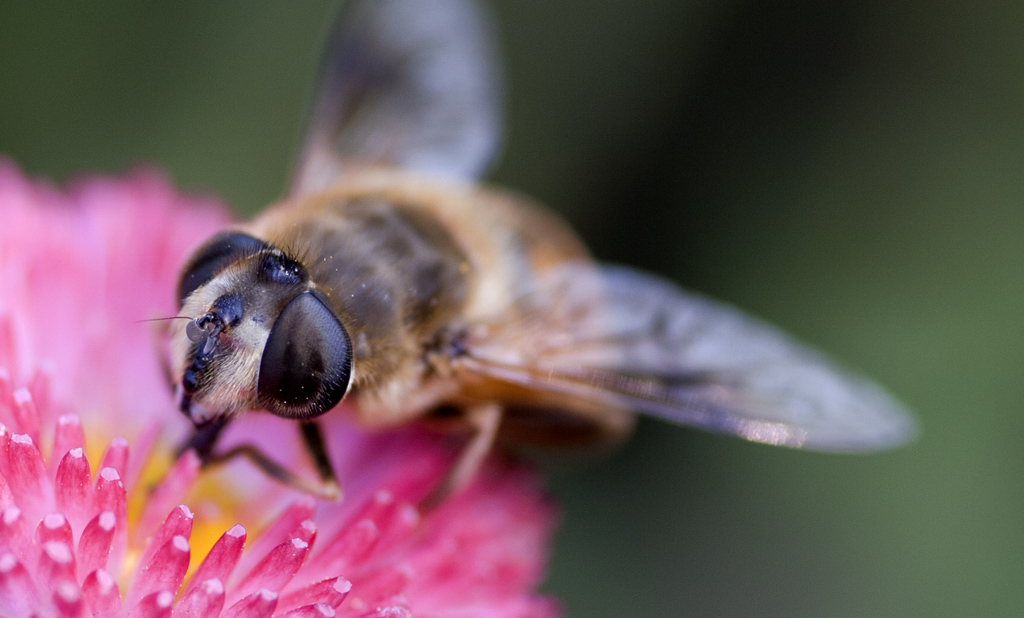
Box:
[172,259,277,423]
[173,238,354,425]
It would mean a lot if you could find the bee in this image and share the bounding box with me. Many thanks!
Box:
[172,0,915,500]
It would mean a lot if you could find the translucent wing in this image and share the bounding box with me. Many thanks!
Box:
[290,0,503,195]
[461,264,916,452]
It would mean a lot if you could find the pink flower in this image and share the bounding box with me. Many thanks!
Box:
[0,161,560,618]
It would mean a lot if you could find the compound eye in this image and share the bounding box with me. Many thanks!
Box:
[177,232,271,306]
[257,292,352,419]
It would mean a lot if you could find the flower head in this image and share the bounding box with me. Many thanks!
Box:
[0,161,559,618]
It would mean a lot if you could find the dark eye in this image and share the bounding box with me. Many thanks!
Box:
[256,291,352,419]
[258,252,307,286]
[177,232,271,306]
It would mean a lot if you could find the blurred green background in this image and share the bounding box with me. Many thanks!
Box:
[1,1,1021,616]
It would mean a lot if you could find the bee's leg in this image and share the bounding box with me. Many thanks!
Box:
[159,420,227,497]
[176,418,229,461]
[422,402,502,509]
[209,443,341,502]
[179,419,341,501]
[299,420,342,499]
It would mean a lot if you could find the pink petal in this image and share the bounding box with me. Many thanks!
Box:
[346,563,411,608]
[127,534,189,607]
[7,433,52,520]
[230,537,309,603]
[127,590,174,618]
[339,489,397,533]
[36,540,77,593]
[26,368,54,432]
[232,497,315,581]
[98,436,129,482]
[54,448,93,532]
[11,389,39,444]
[277,602,335,618]
[302,520,379,583]
[52,580,88,618]
[122,422,160,492]
[278,577,351,611]
[0,474,12,511]
[81,568,121,616]
[135,505,193,579]
[0,423,10,480]
[0,553,38,616]
[184,523,246,598]
[374,607,413,618]
[77,510,116,577]
[0,371,12,408]
[51,414,85,474]
[0,346,15,398]
[35,513,73,549]
[92,467,127,567]
[176,578,226,618]
[0,507,30,563]
[309,488,399,575]
[294,519,317,548]
[222,588,278,618]
[133,451,199,546]
[361,497,420,558]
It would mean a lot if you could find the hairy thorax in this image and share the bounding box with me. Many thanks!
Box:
[247,170,592,427]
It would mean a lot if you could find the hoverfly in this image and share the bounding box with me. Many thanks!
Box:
[171,0,915,500]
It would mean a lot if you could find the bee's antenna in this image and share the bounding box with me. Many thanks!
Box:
[136,316,192,324]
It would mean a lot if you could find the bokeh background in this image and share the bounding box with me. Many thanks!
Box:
[1,1,1021,616]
